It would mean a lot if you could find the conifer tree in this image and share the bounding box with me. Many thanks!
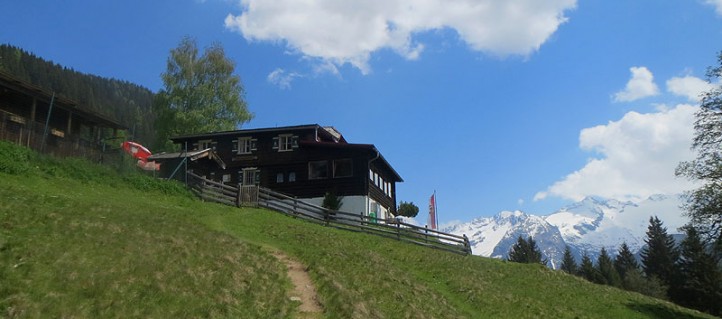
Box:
[676,225,722,316]
[578,252,603,284]
[507,236,546,265]
[560,245,577,274]
[614,242,639,281]
[640,216,680,292]
[597,247,622,287]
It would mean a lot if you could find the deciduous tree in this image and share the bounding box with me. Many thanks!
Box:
[154,37,252,150]
[397,201,419,217]
[676,51,722,244]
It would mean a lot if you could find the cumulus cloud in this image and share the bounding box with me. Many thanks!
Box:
[267,68,302,89]
[666,75,713,102]
[534,104,698,202]
[225,0,577,73]
[705,0,722,15]
[613,66,660,102]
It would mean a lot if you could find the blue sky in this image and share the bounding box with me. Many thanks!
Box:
[2,0,722,224]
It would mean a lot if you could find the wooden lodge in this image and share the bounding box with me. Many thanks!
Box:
[0,71,126,161]
[149,124,403,220]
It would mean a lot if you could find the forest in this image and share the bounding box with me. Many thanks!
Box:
[0,44,156,145]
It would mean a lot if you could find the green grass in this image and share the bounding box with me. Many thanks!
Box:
[0,141,716,318]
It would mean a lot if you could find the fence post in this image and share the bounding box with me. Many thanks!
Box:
[236,184,241,207]
[396,222,401,241]
[463,234,471,255]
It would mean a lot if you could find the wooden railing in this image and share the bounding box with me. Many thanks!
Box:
[187,172,472,255]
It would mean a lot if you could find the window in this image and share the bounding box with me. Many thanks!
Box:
[289,172,296,182]
[273,134,298,152]
[234,137,257,154]
[279,135,293,151]
[198,139,213,150]
[276,172,284,183]
[333,159,353,178]
[308,161,329,180]
[241,168,259,186]
[222,174,231,183]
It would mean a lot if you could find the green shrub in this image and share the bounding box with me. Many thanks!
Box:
[0,141,33,175]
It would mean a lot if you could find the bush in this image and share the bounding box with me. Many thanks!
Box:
[0,141,33,175]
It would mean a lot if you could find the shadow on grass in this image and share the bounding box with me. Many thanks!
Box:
[626,302,709,319]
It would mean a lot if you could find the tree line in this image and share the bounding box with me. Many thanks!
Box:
[0,44,157,145]
[508,217,721,316]
[1,39,253,152]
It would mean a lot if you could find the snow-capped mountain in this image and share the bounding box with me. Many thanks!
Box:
[444,195,687,268]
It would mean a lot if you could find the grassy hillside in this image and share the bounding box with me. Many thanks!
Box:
[0,141,715,318]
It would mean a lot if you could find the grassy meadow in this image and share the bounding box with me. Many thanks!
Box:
[0,141,715,318]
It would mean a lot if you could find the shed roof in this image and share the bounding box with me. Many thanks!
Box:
[0,70,127,130]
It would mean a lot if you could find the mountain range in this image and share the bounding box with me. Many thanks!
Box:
[443,195,688,268]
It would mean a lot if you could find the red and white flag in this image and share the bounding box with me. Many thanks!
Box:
[429,193,437,230]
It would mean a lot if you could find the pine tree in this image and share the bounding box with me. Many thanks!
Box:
[321,192,343,211]
[614,242,639,281]
[640,216,680,293]
[560,245,577,274]
[597,247,622,287]
[508,236,531,263]
[507,236,546,265]
[578,252,603,284]
[676,225,722,316]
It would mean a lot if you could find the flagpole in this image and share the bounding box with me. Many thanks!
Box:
[435,190,438,230]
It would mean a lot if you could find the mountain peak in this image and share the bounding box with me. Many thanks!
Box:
[498,210,525,219]
[448,193,687,269]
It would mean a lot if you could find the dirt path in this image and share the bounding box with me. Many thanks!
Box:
[271,251,323,317]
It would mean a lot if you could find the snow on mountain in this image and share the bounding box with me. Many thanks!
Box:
[444,210,566,268]
[444,194,688,268]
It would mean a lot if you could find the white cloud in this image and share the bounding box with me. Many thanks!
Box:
[267,68,302,89]
[613,66,660,102]
[534,104,698,202]
[225,0,577,73]
[705,0,722,16]
[666,75,713,102]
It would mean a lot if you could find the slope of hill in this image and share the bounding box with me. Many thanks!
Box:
[0,141,713,318]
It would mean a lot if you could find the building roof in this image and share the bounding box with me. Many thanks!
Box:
[170,124,403,182]
[300,140,403,182]
[147,148,227,169]
[170,124,323,140]
[0,70,127,130]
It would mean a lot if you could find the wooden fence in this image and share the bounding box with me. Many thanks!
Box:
[187,172,472,255]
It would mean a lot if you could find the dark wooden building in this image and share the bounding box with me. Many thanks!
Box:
[151,124,403,219]
[0,71,126,160]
